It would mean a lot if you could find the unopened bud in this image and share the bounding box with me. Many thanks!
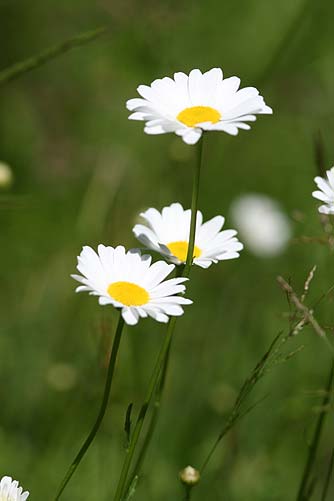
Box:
[179,465,200,486]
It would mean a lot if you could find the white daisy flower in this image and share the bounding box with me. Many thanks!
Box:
[72,245,192,325]
[230,194,291,257]
[133,203,243,269]
[312,167,334,214]
[0,476,29,501]
[126,68,272,145]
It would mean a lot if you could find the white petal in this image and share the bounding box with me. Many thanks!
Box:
[188,69,204,104]
[218,76,240,98]
[193,258,213,268]
[145,307,169,323]
[144,124,169,135]
[150,295,192,305]
[319,204,334,214]
[180,128,203,144]
[145,260,175,287]
[128,111,146,120]
[133,224,160,250]
[126,97,151,110]
[150,283,187,298]
[215,251,241,260]
[122,307,139,325]
[197,215,225,242]
[326,167,334,188]
[157,303,184,316]
[213,123,239,135]
[312,190,331,203]
[99,296,115,306]
[314,177,334,198]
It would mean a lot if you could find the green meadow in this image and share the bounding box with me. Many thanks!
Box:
[1,1,334,499]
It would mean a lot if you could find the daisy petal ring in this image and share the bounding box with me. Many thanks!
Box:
[133,203,243,269]
[312,166,334,214]
[0,476,29,501]
[126,68,272,144]
[72,245,192,325]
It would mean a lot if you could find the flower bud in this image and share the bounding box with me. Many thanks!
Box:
[179,465,200,486]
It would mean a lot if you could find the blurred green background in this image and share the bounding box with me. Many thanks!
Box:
[1,0,334,499]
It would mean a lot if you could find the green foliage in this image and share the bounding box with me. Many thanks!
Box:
[1,1,334,499]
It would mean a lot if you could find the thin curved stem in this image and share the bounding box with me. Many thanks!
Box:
[114,136,204,500]
[0,27,107,86]
[54,313,125,500]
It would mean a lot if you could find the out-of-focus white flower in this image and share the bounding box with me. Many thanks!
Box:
[127,68,272,144]
[133,202,243,269]
[0,476,29,501]
[72,245,192,325]
[312,167,334,214]
[230,194,291,257]
[0,162,13,188]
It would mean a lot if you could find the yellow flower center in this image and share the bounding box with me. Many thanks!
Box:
[177,106,221,127]
[166,241,201,262]
[107,281,149,306]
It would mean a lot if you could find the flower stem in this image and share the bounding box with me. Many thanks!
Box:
[184,135,204,277]
[0,27,107,86]
[113,316,177,501]
[114,136,204,500]
[321,448,334,501]
[127,342,171,486]
[184,486,192,501]
[54,312,125,500]
[296,361,334,501]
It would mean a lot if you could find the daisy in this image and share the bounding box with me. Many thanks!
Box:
[133,203,243,269]
[126,67,272,144]
[0,476,29,501]
[72,245,192,325]
[312,167,334,214]
[230,194,291,257]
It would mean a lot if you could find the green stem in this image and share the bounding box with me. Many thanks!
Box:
[113,317,177,501]
[0,27,106,86]
[184,136,204,277]
[126,342,171,490]
[296,361,334,501]
[184,486,192,500]
[321,448,334,501]
[54,313,125,500]
[114,136,204,500]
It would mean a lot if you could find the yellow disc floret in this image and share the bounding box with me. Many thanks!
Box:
[108,281,149,306]
[177,106,221,127]
[167,241,201,262]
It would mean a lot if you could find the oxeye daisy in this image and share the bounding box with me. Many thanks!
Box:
[312,166,334,214]
[133,203,243,269]
[72,245,192,325]
[126,67,272,144]
[0,476,29,501]
[230,194,291,257]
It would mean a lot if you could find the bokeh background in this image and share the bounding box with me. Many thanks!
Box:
[1,1,334,499]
